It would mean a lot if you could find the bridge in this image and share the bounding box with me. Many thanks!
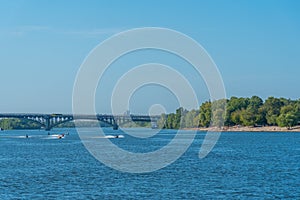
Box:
[0,113,161,131]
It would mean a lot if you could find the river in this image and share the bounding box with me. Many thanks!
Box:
[0,128,299,199]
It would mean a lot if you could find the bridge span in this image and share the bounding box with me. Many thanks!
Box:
[0,113,161,131]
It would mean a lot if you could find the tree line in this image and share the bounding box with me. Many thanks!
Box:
[0,118,41,130]
[0,118,152,130]
[157,96,300,129]
[1,96,299,130]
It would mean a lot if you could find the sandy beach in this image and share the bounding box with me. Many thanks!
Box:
[184,125,300,132]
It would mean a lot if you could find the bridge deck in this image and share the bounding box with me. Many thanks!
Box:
[0,113,161,130]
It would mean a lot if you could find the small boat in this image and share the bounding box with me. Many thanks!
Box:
[57,134,65,139]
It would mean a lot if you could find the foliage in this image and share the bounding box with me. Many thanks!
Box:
[163,107,188,129]
[0,118,41,130]
[211,99,227,127]
[159,96,300,129]
[198,101,212,127]
[276,104,298,128]
[262,97,283,125]
[182,109,199,128]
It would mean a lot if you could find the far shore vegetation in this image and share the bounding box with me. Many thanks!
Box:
[0,96,299,130]
[0,119,150,130]
[157,96,300,130]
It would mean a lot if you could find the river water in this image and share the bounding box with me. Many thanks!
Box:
[0,128,299,199]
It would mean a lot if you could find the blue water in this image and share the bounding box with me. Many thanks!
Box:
[1,128,299,199]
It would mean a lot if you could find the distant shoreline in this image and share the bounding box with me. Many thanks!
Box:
[183,125,300,132]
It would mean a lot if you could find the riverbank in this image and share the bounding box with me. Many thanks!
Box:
[184,125,300,132]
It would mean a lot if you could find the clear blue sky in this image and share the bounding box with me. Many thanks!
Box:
[0,0,299,113]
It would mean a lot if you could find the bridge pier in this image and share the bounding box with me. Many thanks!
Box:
[45,117,51,131]
[112,119,119,130]
[113,124,119,130]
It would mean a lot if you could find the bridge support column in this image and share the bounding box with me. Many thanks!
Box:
[112,119,119,130]
[45,117,51,131]
[113,123,119,130]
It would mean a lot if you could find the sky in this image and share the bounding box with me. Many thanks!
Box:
[0,0,299,114]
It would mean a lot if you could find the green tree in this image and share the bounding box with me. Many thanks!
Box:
[166,113,175,129]
[262,97,283,125]
[211,99,226,127]
[277,113,298,128]
[198,101,212,127]
[231,110,242,125]
[248,96,263,110]
[240,109,256,126]
[172,107,187,129]
[226,97,249,125]
[277,104,298,128]
[294,99,300,123]
[183,109,199,128]
[239,96,265,126]
[157,113,167,129]
[212,108,226,127]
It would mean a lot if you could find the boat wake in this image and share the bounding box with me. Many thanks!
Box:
[92,135,125,139]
